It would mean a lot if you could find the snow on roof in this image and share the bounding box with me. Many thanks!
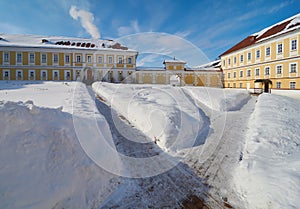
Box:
[193,59,221,69]
[0,33,136,52]
[220,13,300,56]
[163,59,186,64]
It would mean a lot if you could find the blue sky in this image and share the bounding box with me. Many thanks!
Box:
[0,0,299,66]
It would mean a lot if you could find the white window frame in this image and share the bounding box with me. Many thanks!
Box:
[233,56,236,65]
[265,46,271,57]
[264,67,270,75]
[290,63,297,73]
[291,39,297,51]
[240,54,244,63]
[256,49,260,59]
[247,52,251,61]
[227,72,230,79]
[64,70,71,80]
[76,55,81,63]
[128,57,132,64]
[239,83,243,88]
[28,70,35,80]
[97,55,103,64]
[41,53,47,64]
[29,53,35,64]
[108,56,113,64]
[276,65,282,75]
[240,70,243,78]
[3,70,10,80]
[65,54,70,65]
[247,69,251,77]
[255,68,260,76]
[52,70,59,80]
[16,52,22,64]
[276,82,281,89]
[118,56,123,64]
[87,55,92,63]
[53,53,59,65]
[16,70,23,80]
[233,71,236,78]
[3,52,10,63]
[277,43,283,54]
[41,70,48,80]
[228,58,231,66]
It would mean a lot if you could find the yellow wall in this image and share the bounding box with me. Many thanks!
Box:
[10,51,16,65]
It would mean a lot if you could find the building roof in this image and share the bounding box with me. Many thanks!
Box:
[220,13,300,57]
[163,59,186,64]
[0,33,136,52]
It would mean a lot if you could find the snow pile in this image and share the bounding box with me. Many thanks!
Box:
[234,94,300,209]
[92,82,202,152]
[0,101,119,209]
[183,87,250,111]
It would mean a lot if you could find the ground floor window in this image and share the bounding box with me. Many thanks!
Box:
[41,70,47,80]
[276,82,281,89]
[29,70,35,80]
[3,70,10,80]
[227,83,230,88]
[290,82,296,89]
[239,83,243,88]
[16,70,23,80]
[233,83,236,88]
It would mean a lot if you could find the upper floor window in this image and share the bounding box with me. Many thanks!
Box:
[240,71,243,77]
[276,65,282,74]
[265,67,270,75]
[97,56,103,64]
[234,57,236,64]
[233,72,236,78]
[256,50,260,58]
[16,52,22,63]
[255,68,260,76]
[41,54,47,63]
[128,57,132,64]
[240,54,244,62]
[4,52,9,63]
[247,70,251,77]
[76,55,81,63]
[291,39,297,51]
[266,47,270,56]
[118,56,123,64]
[290,63,297,73]
[29,53,35,63]
[87,55,92,63]
[227,72,230,78]
[228,58,231,65]
[65,54,70,64]
[53,54,59,63]
[247,52,251,60]
[223,60,225,66]
[277,43,283,54]
[108,56,113,64]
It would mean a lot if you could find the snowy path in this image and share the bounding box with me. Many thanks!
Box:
[88,86,218,208]
[181,91,257,208]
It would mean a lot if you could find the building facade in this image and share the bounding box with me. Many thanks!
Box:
[0,34,222,87]
[220,13,300,92]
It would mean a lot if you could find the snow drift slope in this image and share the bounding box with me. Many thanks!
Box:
[0,101,119,209]
[234,94,300,209]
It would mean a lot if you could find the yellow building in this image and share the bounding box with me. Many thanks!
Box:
[0,34,138,83]
[220,13,300,92]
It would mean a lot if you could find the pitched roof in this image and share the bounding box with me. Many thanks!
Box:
[220,13,300,57]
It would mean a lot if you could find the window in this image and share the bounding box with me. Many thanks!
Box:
[4,71,9,78]
[233,72,236,78]
[255,68,260,76]
[239,83,243,88]
[276,82,281,89]
[291,39,297,51]
[16,52,22,63]
[228,83,230,88]
[108,56,113,64]
[240,54,244,62]
[41,71,47,80]
[240,70,243,77]
[234,57,236,64]
[233,83,236,88]
[256,50,260,58]
[290,63,297,73]
[247,70,251,77]
[223,60,225,66]
[97,56,103,64]
[228,58,231,65]
[277,43,282,54]
[290,82,296,89]
[29,53,35,63]
[118,56,123,64]
[54,71,58,78]
[247,52,251,60]
[118,71,123,81]
[65,54,70,64]
[87,55,92,63]
[16,70,22,80]
[227,72,230,78]
[4,52,9,63]
[41,54,47,63]
[266,47,270,56]
[29,71,35,79]
[265,67,270,75]
[76,55,81,63]
[128,57,132,64]
[53,54,59,63]
[276,65,282,74]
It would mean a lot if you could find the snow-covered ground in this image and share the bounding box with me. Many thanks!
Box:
[1,81,299,209]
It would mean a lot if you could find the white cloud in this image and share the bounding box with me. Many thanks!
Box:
[69,5,100,39]
[174,30,192,38]
[118,20,140,36]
